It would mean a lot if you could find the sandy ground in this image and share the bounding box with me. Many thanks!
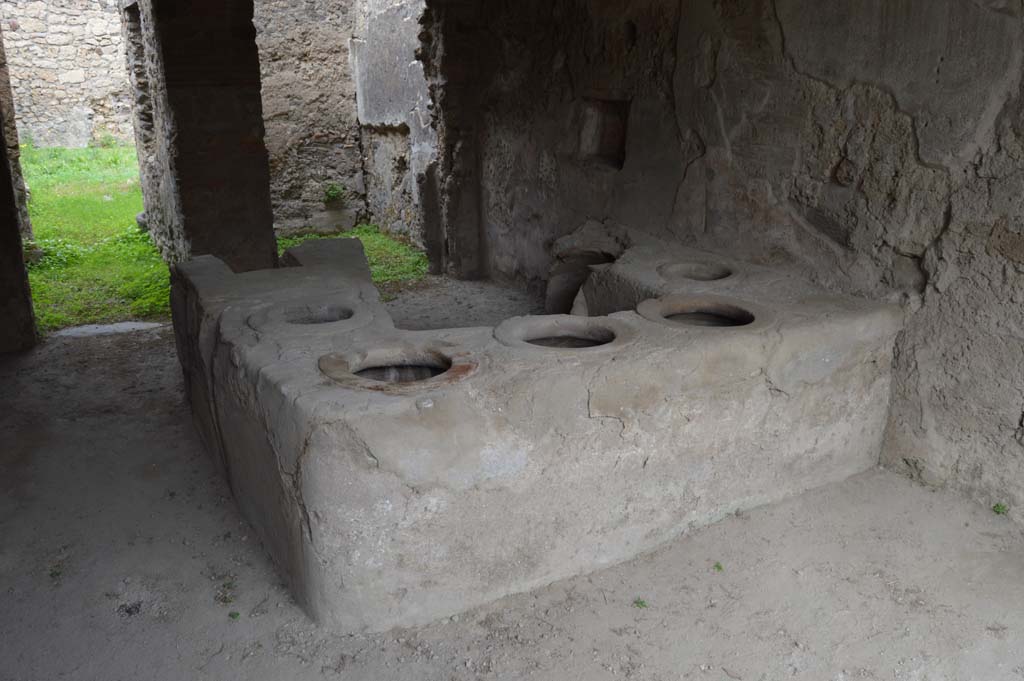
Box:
[2,326,1024,681]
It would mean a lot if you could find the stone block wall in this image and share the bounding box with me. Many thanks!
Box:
[421,0,1024,518]
[253,0,365,235]
[0,0,132,148]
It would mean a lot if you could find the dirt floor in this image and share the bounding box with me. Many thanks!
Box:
[2,326,1024,681]
[384,276,545,330]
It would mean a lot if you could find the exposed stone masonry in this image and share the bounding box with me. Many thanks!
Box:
[253,0,433,242]
[0,0,132,147]
[0,0,434,245]
[253,0,365,235]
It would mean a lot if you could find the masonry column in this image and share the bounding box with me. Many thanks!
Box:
[146,0,277,272]
[0,107,35,353]
[0,24,31,240]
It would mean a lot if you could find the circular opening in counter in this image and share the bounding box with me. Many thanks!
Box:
[285,304,354,325]
[526,330,615,348]
[495,315,634,351]
[663,302,754,327]
[354,355,453,384]
[637,295,768,331]
[658,261,733,282]
[320,347,474,390]
[524,323,610,348]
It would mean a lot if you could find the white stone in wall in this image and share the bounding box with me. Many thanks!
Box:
[57,69,84,84]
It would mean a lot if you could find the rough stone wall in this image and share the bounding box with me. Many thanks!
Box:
[126,0,183,263]
[250,0,434,242]
[423,0,1024,515]
[0,0,132,148]
[120,2,155,233]
[675,0,1024,517]
[253,0,365,235]
[0,23,30,238]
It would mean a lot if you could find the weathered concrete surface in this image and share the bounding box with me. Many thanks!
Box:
[383,276,544,330]
[351,0,427,131]
[421,0,1024,524]
[172,235,899,631]
[52,321,164,338]
[2,330,1023,678]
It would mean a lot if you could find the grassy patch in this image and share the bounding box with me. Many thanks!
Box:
[22,144,163,334]
[22,145,427,334]
[278,225,429,285]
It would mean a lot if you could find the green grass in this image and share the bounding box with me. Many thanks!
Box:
[21,145,428,334]
[21,144,160,333]
[277,225,429,285]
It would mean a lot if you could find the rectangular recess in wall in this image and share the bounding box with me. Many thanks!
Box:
[578,97,631,170]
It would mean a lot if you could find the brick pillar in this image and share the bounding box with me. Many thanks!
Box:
[146,0,277,272]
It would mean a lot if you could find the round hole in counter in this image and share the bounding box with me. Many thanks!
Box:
[285,304,354,325]
[356,363,451,383]
[658,261,733,282]
[495,315,635,351]
[663,302,755,327]
[526,328,616,348]
[637,295,768,331]
[320,347,474,389]
[524,331,610,348]
[352,351,453,384]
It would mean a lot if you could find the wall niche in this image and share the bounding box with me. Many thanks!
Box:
[578,97,630,170]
